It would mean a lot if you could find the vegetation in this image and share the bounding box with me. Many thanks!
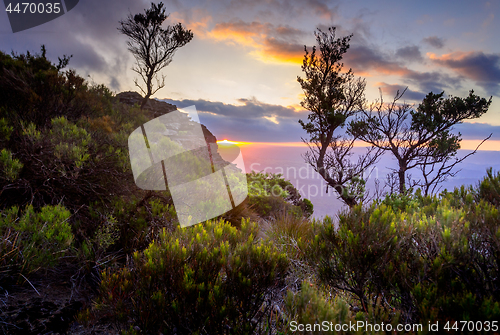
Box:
[0,204,73,280]
[297,27,381,207]
[118,2,193,109]
[350,88,492,195]
[82,219,288,334]
[247,171,314,219]
[0,42,498,334]
[299,27,492,207]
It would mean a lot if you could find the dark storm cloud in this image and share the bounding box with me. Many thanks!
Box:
[1,0,152,90]
[430,52,500,95]
[162,97,307,119]
[345,44,461,94]
[344,44,403,73]
[261,37,304,61]
[422,36,445,49]
[193,111,304,142]
[225,0,339,21]
[162,97,500,143]
[455,123,500,141]
[395,45,423,63]
[160,97,308,142]
[377,83,427,102]
[404,70,461,94]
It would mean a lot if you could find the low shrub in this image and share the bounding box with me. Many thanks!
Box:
[83,219,289,334]
[284,281,400,335]
[97,194,178,253]
[285,281,351,333]
[0,204,73,281]
[306,189,500,326]
[247,171,313,219]
[304,206,403,313]
[478,167,500,207]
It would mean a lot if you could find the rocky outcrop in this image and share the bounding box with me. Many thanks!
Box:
[116,91,177,115]
[116,91,217,144]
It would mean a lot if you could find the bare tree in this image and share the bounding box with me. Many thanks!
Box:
[119,2,193,109]
[350,88,492,195]
[298,27,381,207]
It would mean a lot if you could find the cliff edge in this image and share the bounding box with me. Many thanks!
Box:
[116,91,217,144]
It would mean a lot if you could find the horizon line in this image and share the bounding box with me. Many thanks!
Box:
[218,140,500,151]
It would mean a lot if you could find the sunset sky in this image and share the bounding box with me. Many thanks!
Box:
[1,0,500,146]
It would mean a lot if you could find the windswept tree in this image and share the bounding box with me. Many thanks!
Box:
[350,89,492,195]
[119,2,193,109]
[298,27,381,207]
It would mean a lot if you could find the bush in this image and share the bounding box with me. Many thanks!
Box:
[0,148,23,182]
[96,194,179,253]
[478,167,500,207]
[306,189,500,326]
[285,281,351,333]
[305,206,403,313]
[247,171,313,218]
[0,46,86,128]
[284,281,400,335]
[83,219,289,334]
[262,211,315,292]
[0,204,73,281]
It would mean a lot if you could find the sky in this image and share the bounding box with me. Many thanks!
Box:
[1,0,500,146]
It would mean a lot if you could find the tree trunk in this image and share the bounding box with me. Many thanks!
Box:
[334,184,358,208]
[140,94,150,110]
[398,168,406,194]
[141,72,154,109]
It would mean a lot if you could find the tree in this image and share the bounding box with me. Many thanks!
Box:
[118,2,193,109]
[297,27,381,207]
[350,88,492,195]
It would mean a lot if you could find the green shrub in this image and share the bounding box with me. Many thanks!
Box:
[0,148,23,182]
[478,167,500,207]
[408,197,500,324]
[247,171,313,218]
[91,195,179,253]
[0,46,144,218]
[285,281,351,333]
[84,219,288,334]
[0,204,73,280]
[0,116,13,143]
[284,282,400,335]
[262,211,315,291]
[306,188,500,326]
[0,46,86,128]
[305,205,403,313]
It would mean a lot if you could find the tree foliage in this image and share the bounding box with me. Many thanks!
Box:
[118,2,193,109]
[298,27,380,207]
[350,88,492,195]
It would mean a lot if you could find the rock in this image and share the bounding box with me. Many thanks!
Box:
[115,91,177,116]
[116,91,218,144]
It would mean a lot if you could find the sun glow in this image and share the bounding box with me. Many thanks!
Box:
[216,139,252,146]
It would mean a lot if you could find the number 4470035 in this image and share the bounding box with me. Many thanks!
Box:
[444,321,498,332]
[5,2,61,14]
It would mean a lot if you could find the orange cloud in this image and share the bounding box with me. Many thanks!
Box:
[204,20,306,64]
[252,38,304,64]
[168,10,212,38]
[208,21,268,47]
